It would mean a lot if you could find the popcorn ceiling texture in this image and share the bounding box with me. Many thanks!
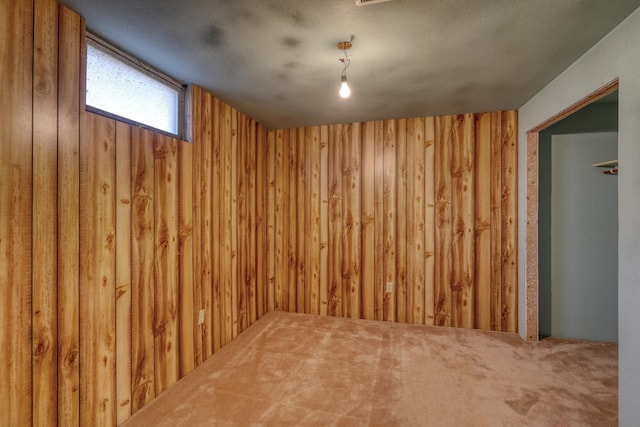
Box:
[57,0,640,129]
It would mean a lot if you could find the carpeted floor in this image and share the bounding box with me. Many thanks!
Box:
[123,312,617,426]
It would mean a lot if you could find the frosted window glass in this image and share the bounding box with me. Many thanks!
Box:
[86,42,179,135]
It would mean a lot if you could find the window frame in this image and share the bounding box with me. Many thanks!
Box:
[85,32,188,140]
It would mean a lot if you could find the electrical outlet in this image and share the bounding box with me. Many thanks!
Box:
[386,282,393,293]
[198,309,205,325]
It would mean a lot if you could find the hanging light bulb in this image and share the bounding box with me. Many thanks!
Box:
[337,40,353,99]
[339,75,351,98]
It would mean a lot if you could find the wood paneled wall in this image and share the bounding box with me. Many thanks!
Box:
[1,1,265,425]
[262,113,518,330]
[1,0,517,425]
[190,86,262,361]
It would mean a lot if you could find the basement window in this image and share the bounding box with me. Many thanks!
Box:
[85,33,186,138]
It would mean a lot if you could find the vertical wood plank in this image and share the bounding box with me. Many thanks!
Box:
[407,118,426,325]
[247,120,258,325]
[153,136,179,394]
[451,114,475,328]
[328,124,342,317]
[211,97,222,352]
[237,113,248,332]
[230,109,239,338]
[219,102,229,343]
[255,125,266,318]
[266,130,276,314]
[178,139,195,375]
[57,6,81,426]
[342,123,361,319]
[235,113,245,331]
[0,0,33,424]
[474,113,492,330]
[501,110,518,333]
[360,121,375,321]
[306,126,322,315]
[424,117,436,326]
[395,119,407,323]
[383,120,396,322]
[288,129,298,312]
[296,128,306,312]
[79,113,116,425]
[190,86,203,366]
[434,116,452,326]
[374,121,385,322]
[33,0,58,424]
[115,122,132,423]
[274,129,288,311]
[200,91,213,358]
[320,126,329,316]
[221,104,234,343]
[415,117,426,325]
[131,127,156,412]
[490,112,503,331]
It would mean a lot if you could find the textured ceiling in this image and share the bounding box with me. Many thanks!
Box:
[58,0,640,129]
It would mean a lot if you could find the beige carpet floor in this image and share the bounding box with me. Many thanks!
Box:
[123,312,617,426]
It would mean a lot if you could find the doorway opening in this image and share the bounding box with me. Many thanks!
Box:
[524,78,618,341]
[538,92,618,341]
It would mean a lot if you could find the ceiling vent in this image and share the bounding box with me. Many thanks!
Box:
[355,0,393,6]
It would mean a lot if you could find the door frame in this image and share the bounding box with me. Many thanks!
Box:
[524,78,619,341]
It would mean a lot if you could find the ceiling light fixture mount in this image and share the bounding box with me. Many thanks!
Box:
[355,0,393,6]
[337,41,352,99]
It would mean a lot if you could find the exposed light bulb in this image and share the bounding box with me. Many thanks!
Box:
[339,76,351,98]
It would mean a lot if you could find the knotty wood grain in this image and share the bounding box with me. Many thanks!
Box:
[230,109,239,339]
[434,116,453,327]
[115,122,132,423]
[237,113,248,332]
[320,126,330,316]
[361,121,375,321]
[190,86,204,365]
[328,124,343,317]
[424,117,436,326]
[57,6,81,426]
[200,91,214,358]
[131,127,156,412]
[342,123,361,319]
[407,118,426,325]
[501,111,518,332]
[33,0,59,424]
[153,135,179,394]
[248,120,258,325]
[178,139,195,375]
[274,129,288,311]
[451,114,475,329]
[288,129,298,312]
[383,120,397,322]
[266,130,276,314]
[221,104,234,344]
[296,128,306,312]
[374,121,385,322]
[79,113,116,426]
[211,97,222,352]
[306,126,322,315]
[395,119,407,323]
[490,112,503,331]
[256,126,267,318]
[474,113,492,330]
[0,0,33,424]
